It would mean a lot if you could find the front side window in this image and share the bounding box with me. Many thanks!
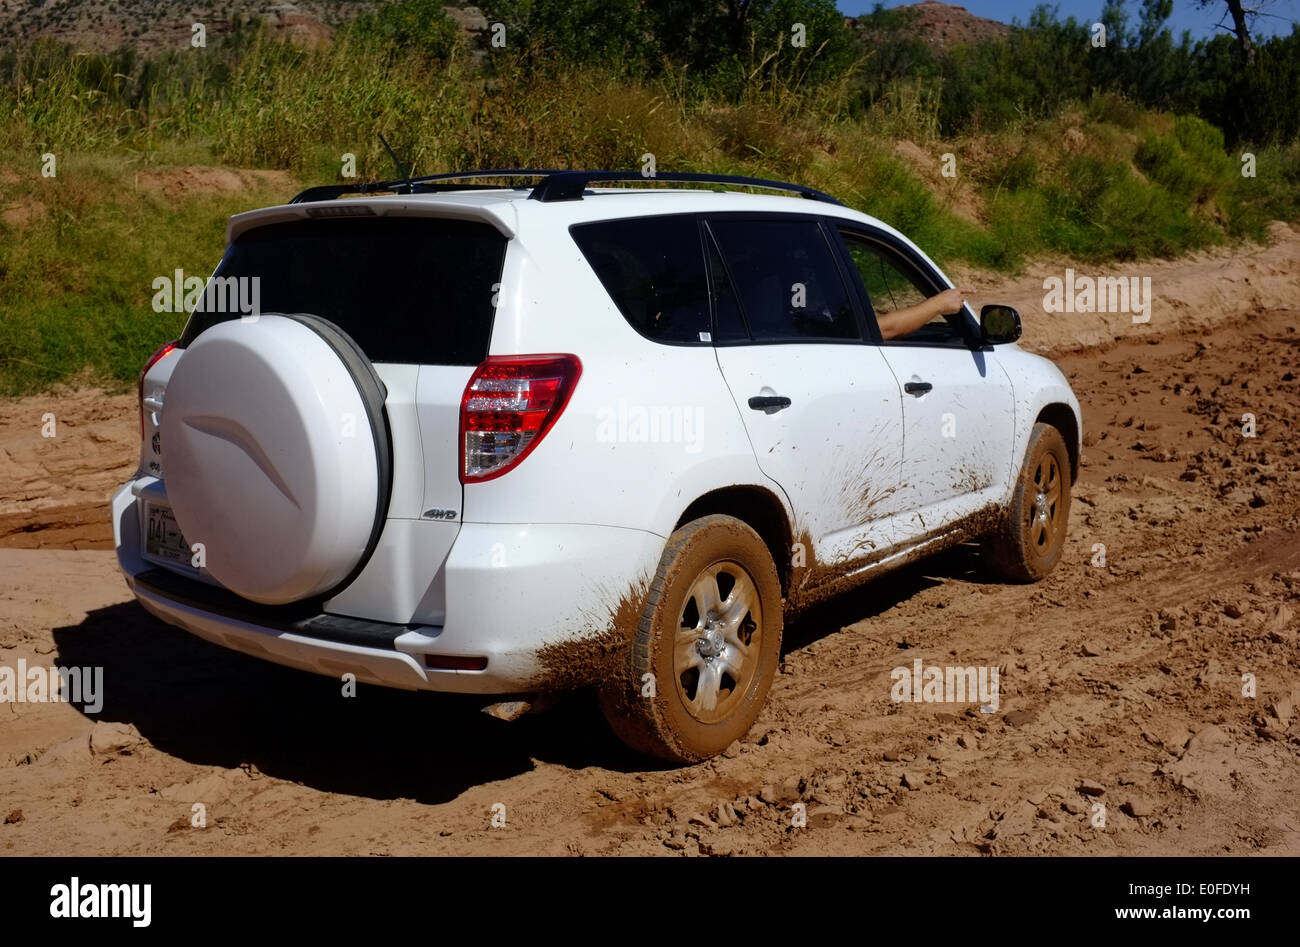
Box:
[708,218,860,342]
[840,231,969,345]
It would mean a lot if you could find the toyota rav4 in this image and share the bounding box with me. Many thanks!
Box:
[114,169,1081,763]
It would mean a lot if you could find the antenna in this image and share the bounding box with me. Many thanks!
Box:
[377,133,413,194]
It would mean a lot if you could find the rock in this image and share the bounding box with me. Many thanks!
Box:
[1182,724,1228,756]
[1078,779,1106,796]
[4,809,22,825]
[481,700,532,722]
[688,813,717,830]
[1026,789,1048,805]
[698,836,742,857]
[901,772,924,790]
[88,722,144,757]
[1255,720,1285,741]
[1267,603,1294,633]
[1224,602,1245,619]
[1196,659,1225,686]
[1269,693,1294,728]
[808,805,841,827]
[882,749,902,762]
[715,802,738,828]
[1081,641,1103,657]
[1061,798,1085,815]
[1004,709,1037,727]
[1121,797,1155,818]
[758,784,778,804]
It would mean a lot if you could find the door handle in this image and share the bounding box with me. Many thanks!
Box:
[748,395,792,412]
[904,381,933,395]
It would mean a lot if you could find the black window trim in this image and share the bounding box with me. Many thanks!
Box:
[833,224,982,350]
[700,218,752,344]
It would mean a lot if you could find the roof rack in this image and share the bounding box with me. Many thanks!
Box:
[528,170,843,205]
[288,169,564,204]
[288,169,843,207]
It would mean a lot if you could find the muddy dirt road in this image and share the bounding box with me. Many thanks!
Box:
[2,304,1298,856]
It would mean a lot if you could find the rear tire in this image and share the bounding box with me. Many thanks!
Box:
[981,422,1072,582]
[598,515,782,764]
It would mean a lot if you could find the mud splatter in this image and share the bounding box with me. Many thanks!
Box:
[785,504,1005,615]
[534,575,651,691]
[836,442,900,524]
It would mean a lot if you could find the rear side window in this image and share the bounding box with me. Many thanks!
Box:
[180,216,506,365]
[570,215,709,344]
[709,218,860,342]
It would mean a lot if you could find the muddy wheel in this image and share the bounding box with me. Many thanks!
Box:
[598,515,783,764]
[981,422,1072,582]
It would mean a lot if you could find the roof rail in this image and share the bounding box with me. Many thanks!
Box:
[288,169,565,204]
[287,168,844,207]
[528,170,844,205]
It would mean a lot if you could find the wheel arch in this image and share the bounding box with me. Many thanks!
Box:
[1035,402,1080,483]
[673,485,795,595]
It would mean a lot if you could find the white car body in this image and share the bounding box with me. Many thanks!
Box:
[113,180,1081,701]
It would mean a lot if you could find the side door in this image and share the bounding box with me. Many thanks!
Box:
[706,214,908,571]
[834,226,1016,540]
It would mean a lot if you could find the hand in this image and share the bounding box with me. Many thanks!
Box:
[932,286,974,316]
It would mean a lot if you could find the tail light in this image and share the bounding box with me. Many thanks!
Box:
[138,340,177,436]
[460,355,582,483]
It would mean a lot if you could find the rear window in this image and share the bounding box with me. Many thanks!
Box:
[570,215,709,344]
[180,216,507,365]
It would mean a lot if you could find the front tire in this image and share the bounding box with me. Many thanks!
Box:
[981,422,1072,582]
[598,515,783,763]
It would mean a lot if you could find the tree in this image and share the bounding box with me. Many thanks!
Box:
[1198,0,1265,63]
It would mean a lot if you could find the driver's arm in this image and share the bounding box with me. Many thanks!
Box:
[877,286,974,340]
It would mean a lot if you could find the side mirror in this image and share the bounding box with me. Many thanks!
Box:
[980,304,1022,345]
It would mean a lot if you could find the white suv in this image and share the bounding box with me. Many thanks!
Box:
[114,170,1081,763]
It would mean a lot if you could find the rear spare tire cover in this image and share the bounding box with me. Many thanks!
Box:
[160,314,389,605]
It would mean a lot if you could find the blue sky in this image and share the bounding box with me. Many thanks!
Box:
[834,1,1300,41]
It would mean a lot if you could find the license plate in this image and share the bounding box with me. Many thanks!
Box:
[145,503,193,568]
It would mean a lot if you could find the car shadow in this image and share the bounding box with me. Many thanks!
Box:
[782,542,996,653]
[50,603,642,805]
[52,544,1003,800]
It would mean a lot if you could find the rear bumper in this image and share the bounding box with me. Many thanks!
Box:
[113,478,664,695]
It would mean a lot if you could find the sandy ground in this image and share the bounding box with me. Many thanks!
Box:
[0,233,1297,855]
